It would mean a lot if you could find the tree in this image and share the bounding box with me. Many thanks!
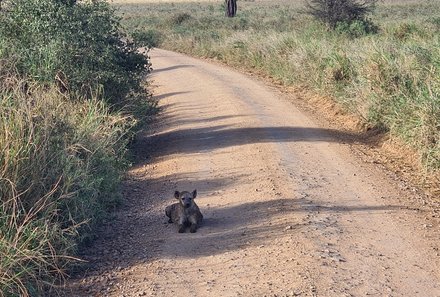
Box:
[225,0,237,17]
[306,0,377,29]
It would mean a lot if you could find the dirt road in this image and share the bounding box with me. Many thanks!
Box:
[65,49,440,297]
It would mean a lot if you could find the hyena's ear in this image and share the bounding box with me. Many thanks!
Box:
[192,189,197,199]
[174,191,180,199]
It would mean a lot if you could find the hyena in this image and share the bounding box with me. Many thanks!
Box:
[165,190,203,233]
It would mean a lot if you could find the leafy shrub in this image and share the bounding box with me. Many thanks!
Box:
[0,0,150,104]
[335,18,378,37]
[306,0,378,30]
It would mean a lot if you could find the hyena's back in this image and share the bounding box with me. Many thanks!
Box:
[165,203,180,223]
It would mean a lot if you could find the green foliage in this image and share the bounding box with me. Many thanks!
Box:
[364,38,440,168]
[306,0,378,30]
[322,51,355,86]
[391,22,419,40]
[0,0,150,104]
[335,18,378,37]
[431,17,440,30]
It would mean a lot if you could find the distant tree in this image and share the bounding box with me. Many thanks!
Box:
[306,0,377,29]
[225,0,237,17]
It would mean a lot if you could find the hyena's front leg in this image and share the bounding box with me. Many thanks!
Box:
[178,217,186,233]
[189,216,198,233]
[189,224,198,233]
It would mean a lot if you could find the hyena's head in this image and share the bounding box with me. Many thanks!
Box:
[175,190,197,209]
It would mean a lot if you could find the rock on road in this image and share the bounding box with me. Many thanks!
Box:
[65,49,440,297]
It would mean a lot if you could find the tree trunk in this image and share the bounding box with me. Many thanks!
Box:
[225,0,237,17]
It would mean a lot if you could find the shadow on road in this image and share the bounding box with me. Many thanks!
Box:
[146,124,363,156]
[160,114,250,128]
[158,198,405,258]
[151,64,195,74]
[153,91,192,101]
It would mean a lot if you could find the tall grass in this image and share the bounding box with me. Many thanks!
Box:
[0,0,153,295]
[0,62,137,296]
[117,0,440,170]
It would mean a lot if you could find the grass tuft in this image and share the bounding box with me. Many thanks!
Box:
[0,68,138,295]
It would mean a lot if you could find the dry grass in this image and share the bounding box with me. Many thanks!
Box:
[0,62,136,295]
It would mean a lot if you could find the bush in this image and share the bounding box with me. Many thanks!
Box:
[335,18,378,37]
[306,0,378,30]
[0,0,150,104]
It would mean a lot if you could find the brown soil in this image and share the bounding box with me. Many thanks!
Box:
[63,49,440,297]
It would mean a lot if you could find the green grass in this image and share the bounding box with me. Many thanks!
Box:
[116,0,440,170]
